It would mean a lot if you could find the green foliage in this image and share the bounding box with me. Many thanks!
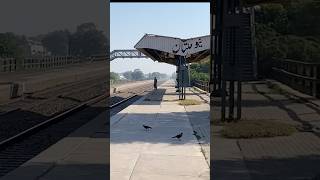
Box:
[131,69,144,80]
[42,30,70,56]
[70,23,107,57]
[255,0,320,76]
[256,24,288,60]
[110,72,120,82]
[146,72,168,80]
[256,3,289,34]
[285,35,320,62]
[123,69,145,81]
[286,0,320,36]
[189,59,210,82]
[123,71,133,80]
[0,22,107,59]
[0,33,30,58]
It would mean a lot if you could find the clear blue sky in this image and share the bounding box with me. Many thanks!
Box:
[110,3,210,75]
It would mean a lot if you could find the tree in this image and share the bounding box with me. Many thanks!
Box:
[42,30,70,56]
[0,32,30,58]
[256,3,289,34]
[123,71,133,80]
[70,22,107,57]
[286,0,320,37]
[131,69,144,80]
[189,59,210,82]
[110,72,120,83]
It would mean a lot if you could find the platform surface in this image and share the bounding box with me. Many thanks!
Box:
[111,80,210,180]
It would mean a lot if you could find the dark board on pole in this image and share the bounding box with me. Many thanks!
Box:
[221,9,257,81]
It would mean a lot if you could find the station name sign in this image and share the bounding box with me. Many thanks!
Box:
[135,34,210,57]
[171,36,210,56]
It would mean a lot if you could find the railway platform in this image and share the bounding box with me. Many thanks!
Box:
[0,111,108,180]
[211,80,320,180]
[111,80,210,180]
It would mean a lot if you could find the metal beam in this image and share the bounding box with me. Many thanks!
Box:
[110,49,149,61]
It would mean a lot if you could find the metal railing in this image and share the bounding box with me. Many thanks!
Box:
[271,58,320,97]
[0,55,106,72]
[193,80,210,92]
[110,49,148,61]
[0,58,16,72]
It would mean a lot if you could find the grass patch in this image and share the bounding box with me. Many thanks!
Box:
[162,99,179,102]
[267,83,287,95]
[221,120,297,139]
[192,87,205,93]
[179,99,202,106]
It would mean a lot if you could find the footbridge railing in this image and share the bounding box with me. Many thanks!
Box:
[110,49,148,61]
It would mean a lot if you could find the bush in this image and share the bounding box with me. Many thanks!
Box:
[189,59,209,82]
[285,35,320,62]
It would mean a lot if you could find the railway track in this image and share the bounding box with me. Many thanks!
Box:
[0,80,161,177]
[0,93,107,177]
[0,78,107,143]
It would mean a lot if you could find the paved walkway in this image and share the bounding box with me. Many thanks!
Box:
[211,80,320,180]
[111,80,209,180]
[1,111,108,180]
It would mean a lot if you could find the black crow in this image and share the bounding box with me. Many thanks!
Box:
[193,130,198,135]
[143,124,152,131]
[172,132,183,140]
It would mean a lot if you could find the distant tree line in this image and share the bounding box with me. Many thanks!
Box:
[0,22,107,58]
[40,22,107,57]
[110,69,169,82]
[0,33,30,58]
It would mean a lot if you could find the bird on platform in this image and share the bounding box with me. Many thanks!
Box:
[172,132,183,140]
[193,130,198,135]
[143,124,152,131]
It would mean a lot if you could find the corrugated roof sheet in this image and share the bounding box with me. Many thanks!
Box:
[134,34,211,65]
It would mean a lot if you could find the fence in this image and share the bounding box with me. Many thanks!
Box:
[22,56,82,70]
[271,58,320,97]
[193,80,210,92]
[0,58,16,72]
[0,55,107,72]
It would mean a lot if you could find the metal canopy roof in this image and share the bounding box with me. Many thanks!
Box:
[134,34,211,65]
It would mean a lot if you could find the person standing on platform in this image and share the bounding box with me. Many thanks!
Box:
[154,77,158,90]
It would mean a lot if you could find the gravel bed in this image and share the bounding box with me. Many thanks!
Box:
[0,79,107,142]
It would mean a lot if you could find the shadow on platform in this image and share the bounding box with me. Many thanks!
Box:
[211,155,320,180]
[2,163,109,180]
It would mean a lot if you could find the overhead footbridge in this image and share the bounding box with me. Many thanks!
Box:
[110,49,149,61]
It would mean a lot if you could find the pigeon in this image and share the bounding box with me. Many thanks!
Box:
[172,132,183,140]
[143,124,152,131]
[195,134,202,140]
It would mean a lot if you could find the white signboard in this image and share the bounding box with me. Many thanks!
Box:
[135,34,210,57]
